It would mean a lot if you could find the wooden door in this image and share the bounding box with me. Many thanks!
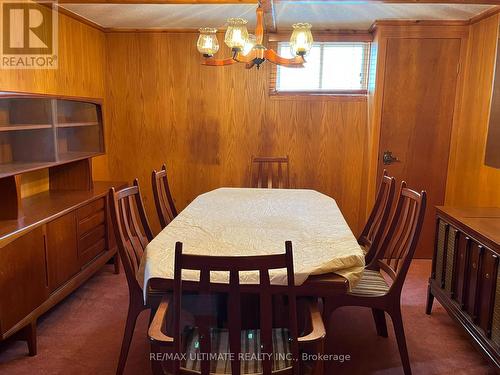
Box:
[378,38,461,258]
[46,212,79,292]
[0,228,48,334]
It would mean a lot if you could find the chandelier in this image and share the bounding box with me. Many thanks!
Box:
[196,3,313,69]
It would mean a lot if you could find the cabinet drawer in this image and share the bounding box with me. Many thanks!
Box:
[78,210,105,236]
[79,238,106,267]
[76,198,105,221]
[78,224,106,253]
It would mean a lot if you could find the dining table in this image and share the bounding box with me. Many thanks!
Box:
[138,188,365,306]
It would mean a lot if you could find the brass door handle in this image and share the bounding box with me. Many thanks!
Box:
[383,151,400,165]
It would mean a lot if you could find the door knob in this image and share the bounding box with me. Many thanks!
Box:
[383,151,400,165]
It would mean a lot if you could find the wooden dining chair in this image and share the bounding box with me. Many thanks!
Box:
[109,179,155,375]
[149,241,326,375]
[251,156,290,189]
[323,182,426,375]
[358,170,396,264]
[152,164,178,229]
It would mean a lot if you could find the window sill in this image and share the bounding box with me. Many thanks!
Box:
[269,91,368,102]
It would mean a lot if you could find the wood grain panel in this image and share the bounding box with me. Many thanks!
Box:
[0,12,105,99]
[0,227,48,334]
[378,37,462,258]
[445,14,500,208]
[368,24,468,258]
[485,33,500,168]
[94,32,370,234]
[46,212,79,292]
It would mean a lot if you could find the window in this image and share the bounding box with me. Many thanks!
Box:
[274,42,370,94]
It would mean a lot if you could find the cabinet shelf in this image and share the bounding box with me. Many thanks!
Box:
[57,151,104,163]
[0,94,104,179]
[0,124,52,131]
[0,162,55,178]
[57,122,99,128]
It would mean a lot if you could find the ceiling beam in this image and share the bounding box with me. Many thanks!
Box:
[277,0,500,4]
[260,0,276,33]
[57,0,257,4]
[56,0,500,4]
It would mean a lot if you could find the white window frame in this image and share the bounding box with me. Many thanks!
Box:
[274,41,371,95]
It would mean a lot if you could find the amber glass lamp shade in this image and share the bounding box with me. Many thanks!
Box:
[197,28,219,57]
[290,23,313,56]
[242,34,257,56]
[224,18,249,52]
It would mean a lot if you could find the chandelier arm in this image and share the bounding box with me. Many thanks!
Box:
[265,49,305,67]
[202,57,238,66]
[246,61,256,69]
[234,51,256,64]
[255,6,264,45]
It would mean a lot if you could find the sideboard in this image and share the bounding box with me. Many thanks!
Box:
[427,206,500,368]
[0,92,124,355]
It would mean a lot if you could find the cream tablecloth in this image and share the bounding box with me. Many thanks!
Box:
[138,188,365,299]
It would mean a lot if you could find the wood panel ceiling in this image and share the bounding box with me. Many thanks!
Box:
[60,2,494,30]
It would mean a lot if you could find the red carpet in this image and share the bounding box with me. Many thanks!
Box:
[0,260,496,374]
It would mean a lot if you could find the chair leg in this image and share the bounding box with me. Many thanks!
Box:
[425,284,434,315]
[322,298,338,323]
[24,320,37,356]
[313,339,325,375]
[116,302,143,375]
[150,343,164,375]
[114,253,120,274]
[371,308,388,338]
[389,306,412,375]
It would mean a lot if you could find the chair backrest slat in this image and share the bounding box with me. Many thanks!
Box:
[152,164,178,229]
[119,197,142,273]
[259,269,273,375]
[172,241,299,375]
[228,270,242,375]
[267,163,273,188]
[277,163,283,189]
[369,181,427,295]
[359,170,395,264]
[251,156,290,189]
[109,179,154,293]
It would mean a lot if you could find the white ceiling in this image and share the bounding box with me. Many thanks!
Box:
[61,3,494,31]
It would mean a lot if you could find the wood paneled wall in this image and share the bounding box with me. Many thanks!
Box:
[3,8,497,237]
[95,33,370,234]
[445,13,500,207]
[0,14,105,98]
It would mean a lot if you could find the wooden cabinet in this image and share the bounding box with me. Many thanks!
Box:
[0,92,124,356]
[0,183,123,352]
[427,207,500,368]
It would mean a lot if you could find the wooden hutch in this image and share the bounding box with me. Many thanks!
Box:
[0,92,123,355]
[427,207,500,368]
